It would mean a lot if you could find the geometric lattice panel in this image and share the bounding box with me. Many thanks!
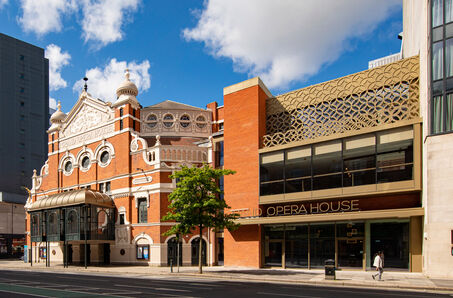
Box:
[263,56,419,147]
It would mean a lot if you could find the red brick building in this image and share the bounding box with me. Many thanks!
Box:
[26,71,219,266]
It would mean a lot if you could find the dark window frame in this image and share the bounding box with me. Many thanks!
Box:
[138,198,147,223]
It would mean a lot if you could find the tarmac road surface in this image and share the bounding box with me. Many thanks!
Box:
[0,269,451,298]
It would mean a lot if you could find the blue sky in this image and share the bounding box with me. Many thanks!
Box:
[0,0,402,112]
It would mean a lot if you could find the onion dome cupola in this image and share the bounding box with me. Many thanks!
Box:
[48,101,66,132]
[112,69,140,109]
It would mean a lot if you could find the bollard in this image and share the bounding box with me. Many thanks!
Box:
[170,259,173,273]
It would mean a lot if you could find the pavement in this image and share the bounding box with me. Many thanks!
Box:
[1,259,453,294]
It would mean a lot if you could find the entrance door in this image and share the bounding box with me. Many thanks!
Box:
[80,244,90,265]
[103,244,110,264]
[167,238,182,266]
[191,238,207,266]
[67,245,73,264]
[265,240,283,267]
[337,238,364,268]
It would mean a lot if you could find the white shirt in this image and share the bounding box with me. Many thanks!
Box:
[373,255,383,268]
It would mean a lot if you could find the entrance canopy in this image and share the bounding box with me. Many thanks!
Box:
[29,189,114,211]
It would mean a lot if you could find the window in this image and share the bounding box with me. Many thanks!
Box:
[431,0,453,133]
[219,122,224,131]
[163,114,174,128]
[20,101,24,107]
[138,198,147,223]
[99,150,110,165]
[19,73,24,79]
[48,213,58,235]
[219,176,224,201]
[147,114,157,128]
[19,54,24,61]
[81,156,90,169]
[119,108,123,117]
[31,214,40,237]
[216,141,224,167]
[99,181,111,193]
[180,114,191,128]
[196,115,207,128]
[132,109,136,118]
[20,87,24,93]
[260,152,284,195]
[136,245,149,260]
[119,119,123,130]
[119,214,125,225]
[259,128,414,196]
[64,160,73,174]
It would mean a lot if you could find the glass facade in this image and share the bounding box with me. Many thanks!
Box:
[431,0,453,133]
[260,128,414,196]
[263,221,409,270]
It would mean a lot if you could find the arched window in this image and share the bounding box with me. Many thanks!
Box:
[138,198,147,223]
[31,214,40,237]
[163,114,174,128]
[196,115,207,128]
[48,212,58,235]
[180,114,191,128]
[147,114,157,128]
[67,210,78,234]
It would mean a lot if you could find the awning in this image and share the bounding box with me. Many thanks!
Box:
[235,207,424,225]
[28,189,114,211]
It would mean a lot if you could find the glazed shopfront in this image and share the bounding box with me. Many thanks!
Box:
[235,194,423,271]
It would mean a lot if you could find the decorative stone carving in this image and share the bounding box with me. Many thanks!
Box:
[64,104,111,136]
[60,124,115,151]
[115,226,130,244]
[141,109,211,138]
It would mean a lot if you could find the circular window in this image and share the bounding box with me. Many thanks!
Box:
[100,151,110,164]
[180,114,191,128]
[196,115,207,128]
[147,114,157,128]
[81,156,90,169]
[64,160,72,173]
[163,114,174,128]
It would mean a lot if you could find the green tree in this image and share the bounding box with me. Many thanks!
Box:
[162,164,239,274]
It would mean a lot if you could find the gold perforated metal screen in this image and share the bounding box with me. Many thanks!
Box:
[264,56,420,147]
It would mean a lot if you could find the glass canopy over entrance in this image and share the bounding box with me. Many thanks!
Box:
[27,189,115,266]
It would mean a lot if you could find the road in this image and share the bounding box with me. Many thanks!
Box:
[0,269,450,298]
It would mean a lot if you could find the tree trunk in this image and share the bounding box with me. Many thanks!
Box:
[199,224,203,274]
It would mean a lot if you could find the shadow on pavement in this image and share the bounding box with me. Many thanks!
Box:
[212,269,321,276]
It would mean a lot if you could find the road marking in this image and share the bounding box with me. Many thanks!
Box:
[154,287,191,292]
[257,292,321,298]
[114,282,209,290]
[0,289,48,297]
[115,284,191,292]
[0,282,122,298]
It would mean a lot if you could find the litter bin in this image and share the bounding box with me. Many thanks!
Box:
[325,259,335,280]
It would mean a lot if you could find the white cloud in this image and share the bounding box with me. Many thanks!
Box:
[183,0,401,89]
[49,97,57,110]
[81,0,140,47]
[18,0,140,47]
[45,44,71,91]
[18,0,76,35]
[73,58,151,101]
[0,0,8,9]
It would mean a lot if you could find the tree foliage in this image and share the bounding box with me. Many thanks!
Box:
[162,164,239,273]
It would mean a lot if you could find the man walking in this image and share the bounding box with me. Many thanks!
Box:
[372,251,384,280]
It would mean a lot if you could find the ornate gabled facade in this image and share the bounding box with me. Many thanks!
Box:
[25,72,218,266]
